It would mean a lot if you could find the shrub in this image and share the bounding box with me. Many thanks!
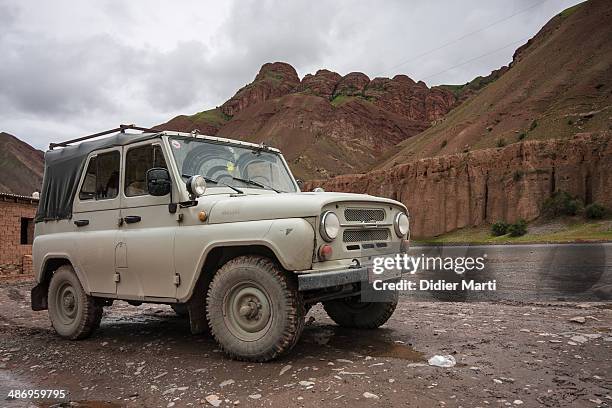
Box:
[496,138,506,148]
[491,221,509,236]
[542,191,582,217]
[513,170,523,182]
[585,203,606,219]
[567,119,574,125]
[441,140,448,148]
[518,132,527,141]
[530,120,538,131]
[508,219,527,237]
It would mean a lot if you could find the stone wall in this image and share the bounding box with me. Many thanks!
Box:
[305,133,612,238]
[0,197,38,277]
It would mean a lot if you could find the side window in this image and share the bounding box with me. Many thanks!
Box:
[79,157,97,200]
[78,151,120,201]
[125,144,168,197]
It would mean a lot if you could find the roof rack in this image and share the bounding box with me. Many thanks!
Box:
[49,124,162,150]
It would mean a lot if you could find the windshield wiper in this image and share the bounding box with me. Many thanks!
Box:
[231,176,283,193]
[181,174,244,194]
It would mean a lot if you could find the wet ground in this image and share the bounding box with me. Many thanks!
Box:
[1,280,611,408]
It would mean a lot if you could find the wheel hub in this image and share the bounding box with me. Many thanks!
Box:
[224,283,272,341]
[55,282,78,324]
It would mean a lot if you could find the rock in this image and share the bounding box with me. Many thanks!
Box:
[297,70,342,99]
[569,316,586,324]
[513,400,524,405]
[279,365,292,376]
[428,355,456,368]
[493,379,503,384]
[167,403,175,408]
[299,381,315,387]
[363,392,379,399]
[220,62,300,117]
[570,335,588,343]
[306,133,612,237]
[205,394,222,407]
[248,394,262,400]
[219,379,235,387]
[333,72,370,97]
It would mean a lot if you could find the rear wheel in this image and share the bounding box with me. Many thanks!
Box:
[323,293,398,329]
[48,265,103,339]
[206,256,304,362]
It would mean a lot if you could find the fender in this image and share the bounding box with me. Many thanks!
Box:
[175,218,315,301]
[31,253,89,311]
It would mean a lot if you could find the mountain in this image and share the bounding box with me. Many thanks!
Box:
[158,62,456,179]
[378,0,612,169]
[0,132,44,196]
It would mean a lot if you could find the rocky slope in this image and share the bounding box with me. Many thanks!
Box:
[158,62,457,179]
[379,0,612,168]
[305,132,612,238]
[0,132,43,196]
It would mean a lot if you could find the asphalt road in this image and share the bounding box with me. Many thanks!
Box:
[0,243,610,408]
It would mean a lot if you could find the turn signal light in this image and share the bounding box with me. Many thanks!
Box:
[318,244,333,261]
[198,210,207,222]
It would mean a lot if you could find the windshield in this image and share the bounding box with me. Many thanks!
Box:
[168,137,297,193]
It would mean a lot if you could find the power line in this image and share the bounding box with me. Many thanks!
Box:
[374,0,549,77]
[421,36,528,81]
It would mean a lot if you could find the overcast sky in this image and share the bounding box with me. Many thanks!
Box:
[1,0,582,150]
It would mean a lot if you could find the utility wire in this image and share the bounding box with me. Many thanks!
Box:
[374,0,549,77]
[421,36,528,81]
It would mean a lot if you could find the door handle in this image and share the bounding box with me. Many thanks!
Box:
[74,219,89,227]
[123,215,142,224]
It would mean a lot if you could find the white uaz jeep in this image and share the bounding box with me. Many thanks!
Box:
[31,125,410,361]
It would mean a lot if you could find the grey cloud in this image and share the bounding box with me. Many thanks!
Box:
[0,0,583,150]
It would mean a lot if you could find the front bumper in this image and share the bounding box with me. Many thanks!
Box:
[297,261,404,291]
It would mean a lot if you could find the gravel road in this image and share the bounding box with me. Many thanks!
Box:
[0,244,611,407]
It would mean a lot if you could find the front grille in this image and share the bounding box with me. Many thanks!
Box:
[343,229,390,243]
[344,208,385,222]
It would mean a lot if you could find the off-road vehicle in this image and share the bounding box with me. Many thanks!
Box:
[31,125,410,361]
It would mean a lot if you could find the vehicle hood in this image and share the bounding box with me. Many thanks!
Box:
[205,192,405,224]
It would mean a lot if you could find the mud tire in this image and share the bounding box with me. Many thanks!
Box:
[323,293,398,329]
[206,256,304,362]
[48,265,103,339]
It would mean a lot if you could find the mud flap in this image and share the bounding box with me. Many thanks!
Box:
[31,283,48,311]
[187,296,209,334]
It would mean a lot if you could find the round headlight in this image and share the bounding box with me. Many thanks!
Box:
[187,175,207,197]
[320,211,340,242]
[394,212,409,237]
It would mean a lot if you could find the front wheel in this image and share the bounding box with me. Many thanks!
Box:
[47,265,103,339]
[323,293,398,329]
[206,256,304,362]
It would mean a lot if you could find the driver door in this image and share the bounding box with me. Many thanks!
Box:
[116,141,178,300]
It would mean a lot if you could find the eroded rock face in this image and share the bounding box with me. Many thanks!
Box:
[305,133,612,237]
[364,76,456,121]
[220,62,300,117]
[332,72,371,97]
[297,70,342,99]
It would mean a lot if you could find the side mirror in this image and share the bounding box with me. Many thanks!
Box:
[312,187,325,192]
[295,178,304,189]
[146,168,171,196]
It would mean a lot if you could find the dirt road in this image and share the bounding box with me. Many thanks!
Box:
[1,280,611,408]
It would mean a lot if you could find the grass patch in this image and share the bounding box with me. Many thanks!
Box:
[191,108,231,125]
[416,219,612,245]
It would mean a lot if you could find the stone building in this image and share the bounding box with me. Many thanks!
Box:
[0,192,39,277]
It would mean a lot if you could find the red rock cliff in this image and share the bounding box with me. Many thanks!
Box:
[305,133,612,238]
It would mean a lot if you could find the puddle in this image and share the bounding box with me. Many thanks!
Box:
[305,326,425,362]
